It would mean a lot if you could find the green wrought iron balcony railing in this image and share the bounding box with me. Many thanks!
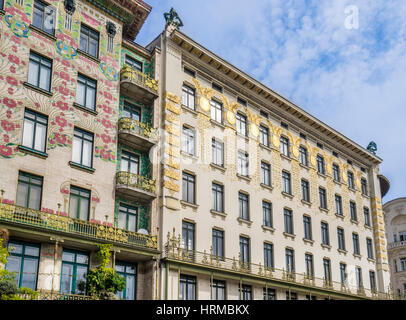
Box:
[0,203,158,251]
[115,171,157,202]
[118,118,159,151]
[120,66,158,101]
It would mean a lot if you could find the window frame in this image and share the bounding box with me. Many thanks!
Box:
[182,84,196,110]
[16,171,43,210]
[32,0,56,36]
[68,185,91,221]
[22,109,48,153]
[76,73,97,112]
[72,127,94,168]
[27,51,53,92]
[79,23,100,58]
[182,172,196,204]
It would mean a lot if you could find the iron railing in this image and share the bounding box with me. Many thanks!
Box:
[387,241,406,250]
[118,117,159,143]
[120,65,158,95]
[116,171,156,194]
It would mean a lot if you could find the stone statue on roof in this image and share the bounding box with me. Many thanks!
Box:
[367,141,377,154]
[164,8,184,29]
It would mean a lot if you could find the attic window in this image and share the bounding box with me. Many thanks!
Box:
[184,66,195,77]
[237,97,247,106]
[212,83,222,93]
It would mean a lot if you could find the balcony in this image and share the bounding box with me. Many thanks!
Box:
[163,235,392,300]
[120,66,158,103]
[388,241,406,250]
[115,171,156,203]
[0,203,158,251]
[118,118,158,152]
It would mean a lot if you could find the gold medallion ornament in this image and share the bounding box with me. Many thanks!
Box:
[249,124,259,137]
[200,97,210,112]
[226,110,236,124]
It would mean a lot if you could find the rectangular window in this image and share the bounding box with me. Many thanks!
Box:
[182,126,195,155]
[259,125,269,147]
[369,271,376,292]
[299,146,308,166]
[280,136,289,157]
[211,280,226,300]
[16,171,43,210]
[323,259,332,285]
[22,109,48,153]
[262,201,272,228]
[350,201,357,221]
[239,284,252,300]
[239,236,250,268]
[33,0,55,35]
[264,242,274,269]
[303,215,312,240]
[301,179,310,202]
[179,275,196,300]
[182,221,195,261]
[212,183,224,213]
[364,207,371,227]
[317,155,325,174]
[263,288,276,300]
[335,195,343,215]
[72,127,94,168]
[184,66,195,77]
[332,163,340,182]
[286,291,297,300]
[367,238,374,259]
[120,151,140,175]
[238,192,249,220]
[60,249,89,295]
[6,241,40,290]
[69,186,90,221]
[284,209,293,235]
[79,24,99,58]
[305,253,314,278]
[356,267,363,289]
[348,171,355,189]
[337,227,346,251]
[182,172,195,204]
[210,99,223,123]
[319,187,327,209]
[123,101,141,121]
[118,204,138,232]
[236,113,247,136]
[353,233,360,255]
[401,258,406,271]
[212,83,222,93]
[212,229,224,259]
[261,162,271,186]
[282,171,291,194]
[285,248,295,273]
[237,151,249,177]
[27,51,52,92]
[182,84,195,110]
[321,222,330,246]
[340,263,347,285]
[76,74,97,111]
[115,262,137,300]
[125,55,143,72]
[361,178,368,195]
[211,139,224,167]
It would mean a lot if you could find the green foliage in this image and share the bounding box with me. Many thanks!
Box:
[0,279,17,296]
[0,239,16,282]
[85,244,126,300]
[18,287,39,299]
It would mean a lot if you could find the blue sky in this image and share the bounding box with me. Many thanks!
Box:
[135,0,406,203]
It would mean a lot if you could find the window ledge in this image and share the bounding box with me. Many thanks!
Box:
[73,102,98,116]
[281,191,294,199]
[319,207,329,213]
[299,163,310,170]
[283,232,296,239]
[237,217,253,226]
[77,49,101,64]
[364,224,373,230]
[210,119,225,129]
[353,253,362,259]
[350,219,359,225]
[260,183,273,191]
[361,193,370,199]
[181,104,198,115]
[23,82,53,97]
[210,209,227,218]
[0,10,5,16]
[301,199,312,206]
[335,213,345,220]
[321,244,332,250]
[333,179,342,186]
[303,238,314,245]
[180,200,199,210]
[210,163,225,172]
[337,249,347,255]
[317,172,327,179]
[18,145,48,159]
[348,187,357,193]
[69,161,95,173]
[29,24,57,41]
[259,143,272,152]
[280,154,291,161]
[236,173,251,182]
[261,225,275,233]
[367,258,376,263]
[236,132,249,142]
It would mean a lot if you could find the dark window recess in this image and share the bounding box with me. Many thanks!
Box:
[184,66,195,77]
[212,83,222,93]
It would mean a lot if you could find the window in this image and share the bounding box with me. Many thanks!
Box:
[337,227,346,251]
[263,288,276,300]
[120,151,140,175]
[237,151,249,176]
[125,55,142,72]
[16,171,43,210]
[369,271,376,292]
[72,127,94,168]
[182,221,195,260]
[319,187,327,209]
[323,259,332,286]
[264,243,274,269]
[115,262,137,300]
[321,222,330,246]
[211,139,224,167]
[22,109,48,153]
[123,101,141,121]
[350,201,357,221]
[305,253,314,278]
[27,51,52,92]
[212,229,224,259]
[347,171,355,189]
[180,275,196,300]
[262,201,272,228]
[0,0,3,10]
[306,295,317,300]
[60,249,89,295]
[76,74,97,111]
[280,136,289,157]
[286,291,297,300]
[33,0,55,35]
[182,172,195,204]
[332,164,340,182]
[361,178,368,195]
[394,259,398,273]
[69,186,90,221]
[184,66,195,77]
[353,233,360,255]
[210,99,223,123]
[335,195,343,215]
[316,155,325,174]
[401,258,406,272]
[80,24,99,58]
[285,248,295,274]
[182,84,195,110]
[239,284,252,300]
[301,179,310,202]
[211,280,226,300]
[237,97,247,106]
[355,267,363,289]
[303,215,312,240]
[212,183,224,213]
[261,162,271,186]
[118,204,138,232]
[340,263,347,285]
[364,207,371,227]
[236,113,247,136]
[299,146,308,166]
[284,209,293,235]
[6,241,40,290]
[212,83,222,93]
[239,236,250,268]
[281,122,288,129]
[282,171,291,194]
[259,125,269,147]
[182,126,195,155]
[366,238,374,259]
[238,192,249,220]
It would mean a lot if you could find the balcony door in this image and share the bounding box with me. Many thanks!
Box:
[123,101,141,122]
[120,151,140,175]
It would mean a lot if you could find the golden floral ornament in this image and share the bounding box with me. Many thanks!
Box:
[199,96,210,112]
[226,110,236,124]
[249,123,259,137]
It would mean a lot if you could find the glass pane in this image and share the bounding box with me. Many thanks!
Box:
[60,264,73,293]
[34,123,47,152]
[25,246,40,257]
[76,266,88,294]
[76,82,86,106]
[85,87,95,110]
[28,60,39,86]
[62,251,75,262]
[16,183,29,208]
[129,160,138,174]
[82,140,92,167]
[39,66,51,91]
[118,213,126,230]
[6,256,21,286]
[126,275,135,300]
[21,258,38,290]
[128,214,136,232]
[8,243,23,255]
[33,7,43,29]
[69,196,79,218]
[76,254,88,265]
[28,185,42,210]
[79,198,89,221]
[80,34,88,52]
[22,119,34,149]
[89,38,98,57]
[72,137,82,163]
